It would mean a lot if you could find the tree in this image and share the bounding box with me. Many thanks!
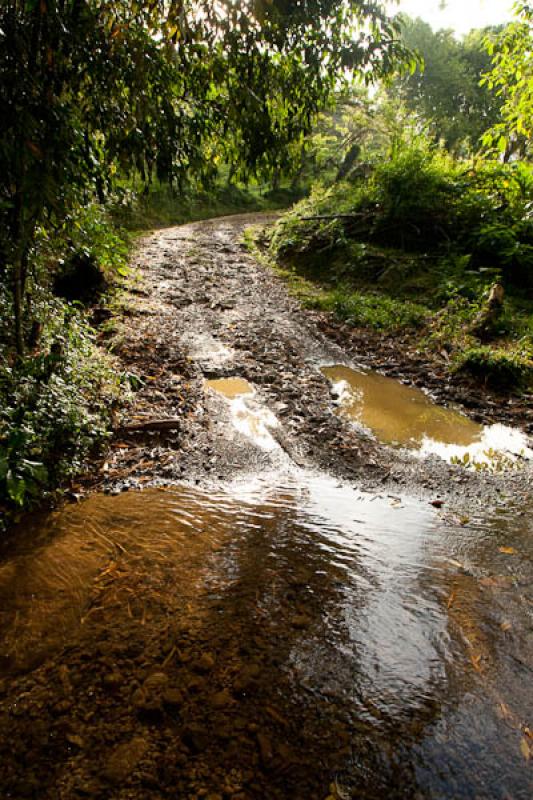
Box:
[481,2,533,161]
[393,16,503,153]
[0,0,409,355]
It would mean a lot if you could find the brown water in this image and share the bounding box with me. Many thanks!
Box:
[205,375,280,449]
[1,474,531,798]
[322,365,480,447]
[206,377,254,398]
[322,365,532,464]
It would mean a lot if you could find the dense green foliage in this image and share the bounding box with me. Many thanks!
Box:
[272,138,533,285]
[0,0,407,354]
[393,16,503,153]
[481,2,533,160]
[270,135,533,389]
[0,291,122,521]
[0,197,133,522]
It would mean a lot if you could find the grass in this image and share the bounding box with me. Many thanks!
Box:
[244,226,429,333]
[247,206,533,393]
[112,180,302,233]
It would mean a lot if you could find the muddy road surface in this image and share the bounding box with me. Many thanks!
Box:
[0,213,532,800]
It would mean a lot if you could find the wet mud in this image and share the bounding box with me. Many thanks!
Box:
[1,213,532,799]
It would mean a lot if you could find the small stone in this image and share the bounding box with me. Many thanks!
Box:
[256,732,273,765]
[290,614,310,629]
[210,689,233,709]
[143,672,169,691]
[233,663,261,693]
[194,652,216,673]
[163,688,184,707]
[66,733,85,749]
[53,699,72,715]
[131,688,147,708]
[103,736,148,785]
[103,671,122,690]
[183,723,210,753]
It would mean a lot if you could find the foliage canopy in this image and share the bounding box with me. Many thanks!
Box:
[0,0,409,352]
[481,2,533,159]
[393,15,503,153]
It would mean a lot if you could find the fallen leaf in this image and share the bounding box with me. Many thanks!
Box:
[497,702,512,720]
[470,653,483,672]
[520,737,531,761]
[448,558,465,570]
[446,590,457,609]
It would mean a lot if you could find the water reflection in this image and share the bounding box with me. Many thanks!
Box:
[206,376,280,449]
[322,364,532,463]
[0,475,531,798]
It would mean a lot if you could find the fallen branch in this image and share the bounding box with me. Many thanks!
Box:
[299,213,362,221]
[119,418,182,433]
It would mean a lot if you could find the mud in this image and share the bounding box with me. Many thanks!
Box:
[1,213,532,800]
[72,212,532,506]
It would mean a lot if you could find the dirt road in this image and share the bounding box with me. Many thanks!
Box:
[84,212,531,505]
[0,214,531,800]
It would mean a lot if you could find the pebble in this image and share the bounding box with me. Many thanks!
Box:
[103,736,148,784]
[194,652,216,673]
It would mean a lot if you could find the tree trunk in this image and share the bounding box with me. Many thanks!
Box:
[13,252,24,357]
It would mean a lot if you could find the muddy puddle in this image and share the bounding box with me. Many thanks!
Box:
[1,474,532,798]
[323,364,532,463]
[206,376,280,450]
[206,377,254,399]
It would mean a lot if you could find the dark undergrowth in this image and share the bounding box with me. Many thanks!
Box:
[111,180,303,233]
[0,203,130,531]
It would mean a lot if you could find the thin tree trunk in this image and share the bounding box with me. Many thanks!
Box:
[13,252,24,357]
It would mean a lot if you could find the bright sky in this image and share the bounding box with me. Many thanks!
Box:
[389,0,515,35]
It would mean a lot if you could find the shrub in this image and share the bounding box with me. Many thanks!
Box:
[52,204,130,304]
[453,343,533,389]
[270,139,533,288]
[0,297,123,517]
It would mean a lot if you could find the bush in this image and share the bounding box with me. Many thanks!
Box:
[270,140,533,288]
[0,296,123,517]
[52,204,130,304]
[453,343,533,389]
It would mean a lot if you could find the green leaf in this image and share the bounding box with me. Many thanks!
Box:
[6,471,26,507]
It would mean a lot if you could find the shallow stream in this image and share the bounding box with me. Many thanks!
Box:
[1,471,531,797]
